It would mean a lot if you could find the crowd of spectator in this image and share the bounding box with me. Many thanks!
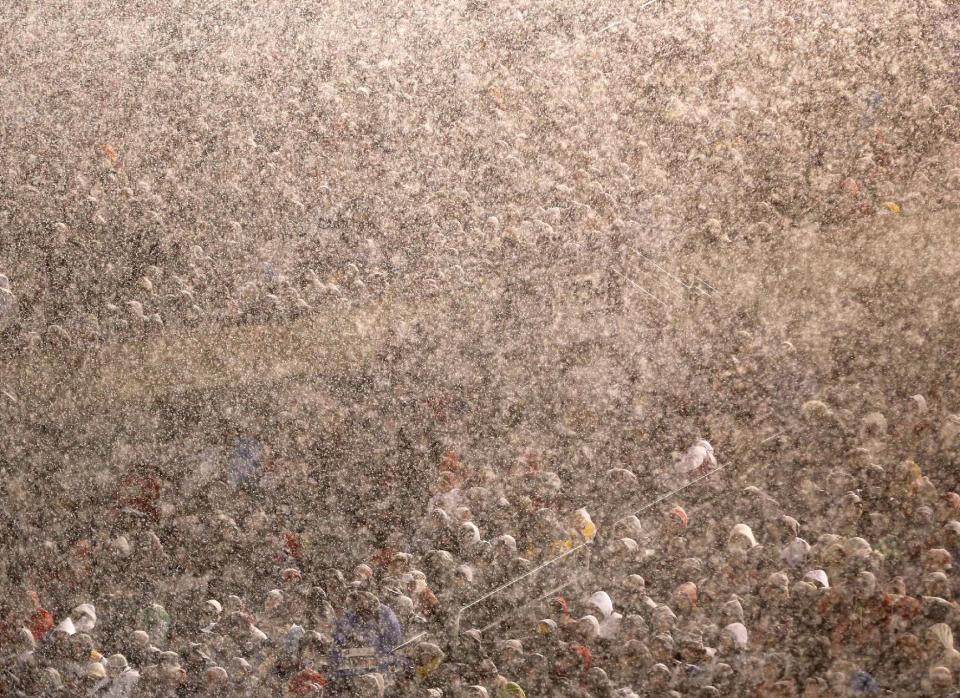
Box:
[3,0,960,695]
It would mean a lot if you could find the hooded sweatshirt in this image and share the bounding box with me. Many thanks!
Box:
[927,623,960,672]
[588,591,623,640]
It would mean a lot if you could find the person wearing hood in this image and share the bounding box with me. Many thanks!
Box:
[781,537,812,569]
[925,623,960,673]
[329,592,403,674]
[100,654,140,698]
[728,524,758,554]
[411,641,445,686]
[642,661,675,698]
[199,599,222,633]
[258,589,289,641]
[674,439,717,480]
[664,506,689,536]
[459,521,483,558]
[714,622,750,675]
[136,604,171,648]
[71,603,98,635]
[494,638,525,678]
[575,614,601,646]
[752,573,791,646]
[560,509,597,551]
[620,575,657,615]
[585,591,623,640]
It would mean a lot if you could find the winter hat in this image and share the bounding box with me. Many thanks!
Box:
[615,515,644,539]
[782,538,811,568]
[498,682,526,697]
[922,596,954,622]
[536,619,557,635]
[231,657,252,675]
[355,673,385,696]
[723,622,749,649]
[722,598,744,622]
[84,662,107,681]
[106,654,129,676]
[159,650,180,666]
[651,605,677,630]
[674,582,698,609]
[13,626,35,654]
[53,617,76,636]
[765,572,790,593]
[129,630,151,651]
[265,589,284,611]
[205,666,229,684]
[577,615,601,640]
[926,548,953,571]
[281,568,303,584]
[668,506,689,529]
[572,509,597,540]
[728,524,757,551]
[461,522,482,546]
[587,591,615,619]
[70,603,97,633]
[40,668,63,690]
[929,666,954,691]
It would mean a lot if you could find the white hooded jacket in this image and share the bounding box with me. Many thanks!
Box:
[587,591,623,640]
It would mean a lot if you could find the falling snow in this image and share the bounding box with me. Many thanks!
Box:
[2,0,960,696]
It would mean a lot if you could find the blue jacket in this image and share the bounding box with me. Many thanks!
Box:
[329,604,404,671]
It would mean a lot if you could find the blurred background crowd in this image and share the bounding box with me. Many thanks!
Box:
[2,0,960,695]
